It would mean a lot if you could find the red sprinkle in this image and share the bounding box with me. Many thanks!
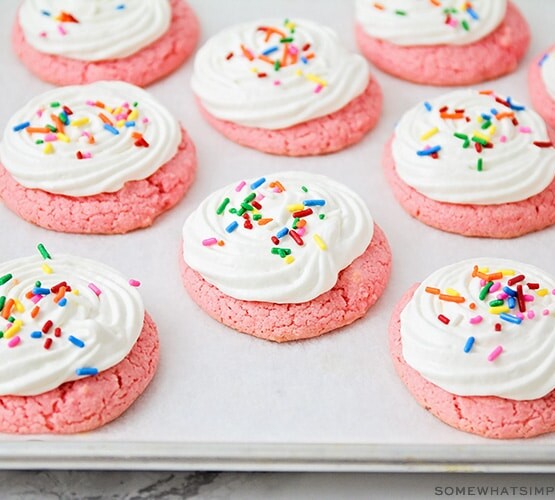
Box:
[292,208,313,218]
[527,283,540,290]
[54,327,62,338]
[251,201,262,210]
[438,314,450,325]
[42,320,53,334]
[271,236,279,245]
[289,229,304,246]
[517,284,526,313]
[508,275,525,286]
[44,338,53,350]
[226,52,234,60]
[495,323,502,332]
[533,141,553,148]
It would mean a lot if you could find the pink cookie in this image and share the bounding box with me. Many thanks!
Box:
[390,256,555,440]
[12,0,199,87]
[383,89,555,238]
[529,47,555,131]
[0,313,159,434]
[180,172,391,342]
[0,250,158,434]
[181,225,391,342]
[191,18,381,156]
[197,78,382,157]
[355,1,529,86]
[0,81,196,234]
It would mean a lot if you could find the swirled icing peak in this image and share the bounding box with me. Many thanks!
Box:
[539,50,555,100]
[19,0,171,61]
[0,81,181,197]
[392,89,555,204]
[182,172,374,303]
[401,258,555,400]
[355,0,507,46]
[191,18,370,129]
[0,244,144,396]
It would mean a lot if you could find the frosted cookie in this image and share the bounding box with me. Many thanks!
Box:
[529,47,555,131]
[0,81,196,234]
[12,0,199,87]
[0,244,158,434]
[383,89,555,238]
[390,258,555,439]
[355,1,529,86]
[180,172,391,342]
[191,18,382,156]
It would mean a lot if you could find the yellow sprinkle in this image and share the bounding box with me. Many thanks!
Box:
[284,255,295,265]
[287,204,304,212]
[477,116,483,123]
[488,125,496,137]
[490,305,510,315]
[420,127,439,141]
[113,107,122,115]
[295,69,303,77]
[445,288,460,297]
[313,234,327,251]
[56,133,70,143]
[306,73,327,86]
[500,269,516,276]
[128,110,139,121]
[13,299,25,313]
[106,107,114,114]
[71,117,89,127]
[473,131,490,142]
[42,263,53,274]
[4,319,23,339]
[72,289,80,295]
[478,266,489,273]
[250,67,258,73]
[43,143,54,155]
[537,288,549,297]
[285,21,296,31]
[116,120,126,128]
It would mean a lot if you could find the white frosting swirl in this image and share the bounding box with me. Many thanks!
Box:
[540,50,555,100]
[0,253,144,396]
[191,18,370,129]
[19,0,171,61]
[401,258,555,400]
[355,0,506,46]
[392,89,555,204]
[182,172,374,303]
[0,81,181,197]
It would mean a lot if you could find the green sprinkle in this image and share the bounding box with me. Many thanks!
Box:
[59,112,69,125]
[319,214,325,220]
[240,202,254,211]
[274,60,281,71]
[0,332,3,339]
[37,243,51,260]
[395,9,407,16]
[46,124,57,132]
[216,198,230,215]
[479,281,494,301]
[7,316,14,324]
[50,102,60,108]
[0,296,5,312]
[280,37,294,43]
[0,274,13,286]
[489,299,504,307]
[244,192,256,203]
[462,20,469,31]
[292,217,300,229]
[253,214,262,221]
[301,186,308,193]
[481,121,491,130]
[271,248,292,257]
[454,132,470,148]
[133,102,138,107]
[477,158,483,172]
[237,207,246,216]
[35,281,41,287]
[472,135,488,146]
[35,139,44,145]
[229,208,237,214]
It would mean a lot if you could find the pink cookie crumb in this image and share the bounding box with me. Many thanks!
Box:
[529,46,555,131]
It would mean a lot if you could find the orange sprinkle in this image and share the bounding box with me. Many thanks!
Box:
[487,272,504,281]
[88,134,95,144]
[31,306,40,319]
[217,240,225,246]
[440,112,465,120]
[305,53,315,60]
[439,294,466,304]
[95,101,105,109]
[269,180,286,192]
[26,127,51,134]
[258,55,275,65]
[25,290,34,299]
[257,218,273,226]
[51,114,64,134]
[259,26,287,42]
[495,112,515,120]
[425,286,440,295]
[296,219,307,228]
[469,303,477,310]
[2,298,14,319]
[240,44,254,61]
[98,113,113,125]
[131,132,143,139]
[478,90,493,95]
[53,286,66,304]
[281,44,289,66]
[373,2,385,9]
[429,0,441,5]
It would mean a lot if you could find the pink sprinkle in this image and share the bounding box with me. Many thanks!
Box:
[488,345,503,362]
[8,336,21,348]
[122,102,130,108]
[552,289,555,295]
[516,312,524,320]
[543,309,550,316]
[255,193,265,201]
[527,310,535,319]
[519,126,532,134]
[44,133,58,142]
[497,292,508,300]
[469,315,483,325]
[202,238,218,247]
[116,113,127,121]
[57,24,67,36]
[142,117,149,124]
[128,279,141,287]
[288,45,299,55]
[314,84,323,94]
[31,295,43,304]
[235,181,246,192]
[524,294,535,302]
[480,279,486,286]
[273,188,281,193]
[489,282,501,293]
[39,31,47,38]
[500,135,507,143]
[36,109,44,118]
[447,19,458,28]
[83,152,92,159]
[86,100,95,106]
[273,80,281,86]
[88,283,102,296]
[296,227,306,237]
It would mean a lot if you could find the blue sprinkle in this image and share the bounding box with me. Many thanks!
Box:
[417,145,441,156]
[303,199,326,207]
[499,313,522,325]
[32,287,50,296]
[424,101,432,112]
[250,177,266,189]
[30,331,42,339]
[76,367,99,376]
[506,97,525,111]
[262,46,278,56]
[301,56,308,64]
[502,286,517,297]
[13,121,30,132]
[466,7,479,20]
[490,108,499,116]
[539,53,549,67]
[124,121,136,127]
[68,335,85,348]
[508,296,516,309]
[463,336,475,353]
[58,297,67,307]
[115,4,126,10]
[225,221,239,233]
[276,227,289,239]
[41,10,51,16]
[481,113,491,121]
[103,124,120,135]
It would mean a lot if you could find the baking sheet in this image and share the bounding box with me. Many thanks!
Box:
[1,0,555,472]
